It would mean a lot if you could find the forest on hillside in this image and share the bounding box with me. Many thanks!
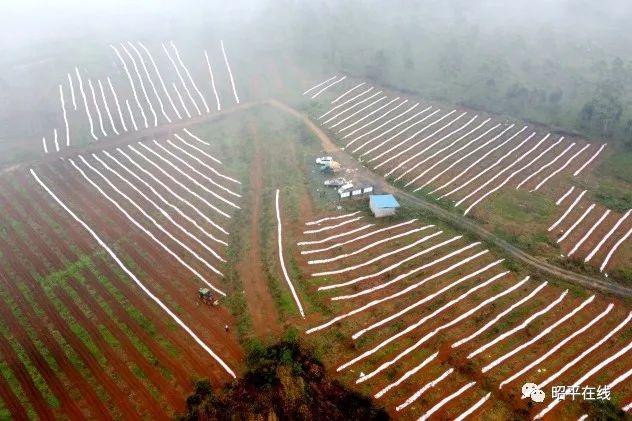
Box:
[256,0,632,151]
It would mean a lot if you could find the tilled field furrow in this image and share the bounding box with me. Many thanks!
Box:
[35,163,243,376]
[0,213,156,418]
[0,265,111,420]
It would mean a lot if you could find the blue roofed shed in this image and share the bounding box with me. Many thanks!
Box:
[369,194,400,218]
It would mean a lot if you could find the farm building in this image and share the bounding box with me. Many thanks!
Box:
[369,194,400,218]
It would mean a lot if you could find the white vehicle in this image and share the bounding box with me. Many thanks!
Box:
[316,156,334,165]
[337,183,354,194]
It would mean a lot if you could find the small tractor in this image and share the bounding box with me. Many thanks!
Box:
[198,288,219,306]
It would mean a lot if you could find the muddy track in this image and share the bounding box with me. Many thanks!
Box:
[237,123,282,337]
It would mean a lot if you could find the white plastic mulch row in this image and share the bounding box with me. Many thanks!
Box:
[297,224,374,246]
[174,132,216,160]
[418,382,477,421]
[352,277,530,384]
[600,225,632,272]
[460,134,563,214]
[556,186,575,206]
[107,77,128,132]
[311,76,346,99]
[393,116,486,181]
[163,42,200,116]
[154,140,240,201]
[531,143,591,192]
[302,219,416,254]
[452,281,548,349]
[515,140,573,189]
[121,43,156,124]
[129,41,172,122]
[568,209,611,256]
[311,229,438,276]
[548,189,587,231]
[87,78,108,136]
[456,133,552,211]
[342,99,409,141]
[91,153,224,261]
[320,235,464,292]
[125,145,229,233]
[586,209,630,264]
[440,131,537,199]
[169,136,239,186]
[52,129,59,153]
[302,75,338,96]
[533,336,632,420]
[110,44,148,129]
[303,217,363,235]
[42,137,48,154]
[308,225,431,264]
[357,107,437,155]
[346,102,423,150]
[498,303,613,390]
[330,95,388,129]
[319,86,374,120]
[67,72,77,110]
[275,189,305,318]
[556,204,595,243]
[414,124,514,191]
[467,289,568,359]
[30,169,236,378]
[122,43,158,125]
[453,393,491,421]
[577,368,632,418]
[574,143,607,176]
[480,295,595,373]
[396,367,454,412]
[340,97,401,134]
[102,150,226,245]
[336,247,489,305]
[405,120,498,188]
[430,126,528,195]
[171,81,191,118]
[220,40,239,104]
[352,260,505,340]
[58,84,70,147]
[331,82,365,104]
[138,142,237,214]
[138,41,182,119]
[305,244,483,333]
[372,111,464,168]
[324,91,383,126]
[74,67,99,140]
[171,41,210,113]
[97,79,119,135]
[125,99,139,130]
[305,211,361,226]
[374,352,438,399]
[204,50,221,111]
[183,127,210,145]
[69,158,226,294]
[345,270,510,372]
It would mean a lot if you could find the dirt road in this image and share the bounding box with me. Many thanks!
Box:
[7,99,631,299]
[237,123,282,338]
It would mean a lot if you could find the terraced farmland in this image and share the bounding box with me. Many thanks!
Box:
[302,76,632,279]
